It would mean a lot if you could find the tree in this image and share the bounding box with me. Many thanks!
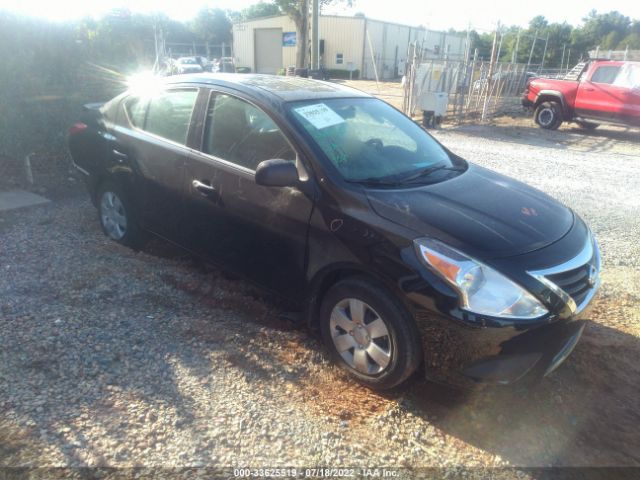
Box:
[191,8,232,46]
[239,2,282,21]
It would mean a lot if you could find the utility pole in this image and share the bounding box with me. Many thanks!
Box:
[311,0,319,70]
[526,29,538,71]
[513,28,520,64]
[560,44,566,71]
[482,23,499,121]
[540,32,549,69]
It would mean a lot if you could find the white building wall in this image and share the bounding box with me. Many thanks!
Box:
[233,15,467,78]
[319,16,365,72]
[232,15,297,72]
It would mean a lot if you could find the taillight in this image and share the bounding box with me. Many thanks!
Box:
[68,123,87,136]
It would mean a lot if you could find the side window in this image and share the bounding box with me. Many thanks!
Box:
[124,96,147,128]
[203,93,295,170]
[613,64,640,89]
[591,66,621,85]
[144,89,198,145]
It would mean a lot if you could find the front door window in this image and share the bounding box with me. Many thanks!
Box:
[203,93,295,170]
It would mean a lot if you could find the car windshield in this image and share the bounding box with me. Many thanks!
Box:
[287,98,453,183]
[179,58,197,64]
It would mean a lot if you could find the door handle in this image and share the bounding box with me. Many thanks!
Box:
[192,179,216,196]
[584,87,595,91]
[112,149,129,162]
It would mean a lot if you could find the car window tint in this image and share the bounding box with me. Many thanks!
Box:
[125,96,147,128]
[145,89,198,145]
[591,66,621,84]
[203,93,295,170]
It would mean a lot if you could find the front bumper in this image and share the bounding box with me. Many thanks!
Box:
[413,293,596,388]
[522,97,534,109]
[407,227,601,388]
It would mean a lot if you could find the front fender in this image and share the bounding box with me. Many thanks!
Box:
[536,90,570,118]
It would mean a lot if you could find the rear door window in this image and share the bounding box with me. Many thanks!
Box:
[202,93,295,170]
[144,89,198,145]
[124,96,147,128]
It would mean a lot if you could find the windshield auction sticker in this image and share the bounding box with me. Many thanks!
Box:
[294,103,345,130]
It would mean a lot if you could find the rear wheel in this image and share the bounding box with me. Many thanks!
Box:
[97,181,144,249]
[535,101,563,130]
[319,276,422,390]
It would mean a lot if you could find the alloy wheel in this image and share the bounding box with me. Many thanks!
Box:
[329,298,392,375]
[100,191,127,240]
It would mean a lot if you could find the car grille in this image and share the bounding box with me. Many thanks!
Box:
[528,236,601,315]
[545,264,593,307]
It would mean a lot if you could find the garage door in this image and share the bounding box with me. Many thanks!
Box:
[255,28,283,74]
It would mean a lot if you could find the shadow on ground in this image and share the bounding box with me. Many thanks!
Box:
[1,202,639,471]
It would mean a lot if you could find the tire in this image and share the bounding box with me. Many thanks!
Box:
[577,121,599,130]
[534,101,563,130]
[319,276,422,390]
[97,181,144,249]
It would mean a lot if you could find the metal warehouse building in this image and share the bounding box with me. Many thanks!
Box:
[232,14,466,79]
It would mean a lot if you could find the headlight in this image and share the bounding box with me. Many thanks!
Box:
[414,238,548,319]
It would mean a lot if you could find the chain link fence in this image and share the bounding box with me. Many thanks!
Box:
[402,43,583,122]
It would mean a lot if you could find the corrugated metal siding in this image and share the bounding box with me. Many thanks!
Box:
[364,20,413,79]
[319,16,365,72]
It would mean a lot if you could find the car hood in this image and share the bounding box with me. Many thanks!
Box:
[366,164,574,259]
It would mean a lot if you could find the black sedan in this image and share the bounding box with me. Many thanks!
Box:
[67,74,600,390]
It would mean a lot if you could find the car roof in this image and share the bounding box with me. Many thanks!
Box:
[163,73,372,103]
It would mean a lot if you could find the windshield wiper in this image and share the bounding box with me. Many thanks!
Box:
[398,164,465,183]
[346,177,405,187]
[347,164,465,187]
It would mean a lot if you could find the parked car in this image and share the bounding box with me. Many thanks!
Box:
[67,74,600,390]
[213,57,236,73]
[194,56,214,72]
[175,57,204,74]
[523,59,640,130]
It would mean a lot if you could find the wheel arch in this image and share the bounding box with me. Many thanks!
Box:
[91,168,138,207]
[305,263,412,332]
[535,91,570,119]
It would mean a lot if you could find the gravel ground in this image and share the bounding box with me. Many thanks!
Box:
[1,119,639,476]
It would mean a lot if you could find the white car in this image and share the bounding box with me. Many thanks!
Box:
[175,57,203,74]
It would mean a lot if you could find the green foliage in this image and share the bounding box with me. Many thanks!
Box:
[0,12,125,160]
[0,8,238,160]
[190,8,232,44]
[463,10,639,67]
[232,2,282,22]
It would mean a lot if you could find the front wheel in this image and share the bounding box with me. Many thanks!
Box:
[535,101,563,130]
[319,276,422,390]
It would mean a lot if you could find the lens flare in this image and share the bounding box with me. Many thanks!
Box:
[126,71,164,96]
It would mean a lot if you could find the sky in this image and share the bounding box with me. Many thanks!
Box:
[1,0,639,31]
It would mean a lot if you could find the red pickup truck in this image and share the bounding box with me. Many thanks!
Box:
[522,60,640,130]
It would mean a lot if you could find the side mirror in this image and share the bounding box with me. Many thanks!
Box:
[255,159,299,187]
